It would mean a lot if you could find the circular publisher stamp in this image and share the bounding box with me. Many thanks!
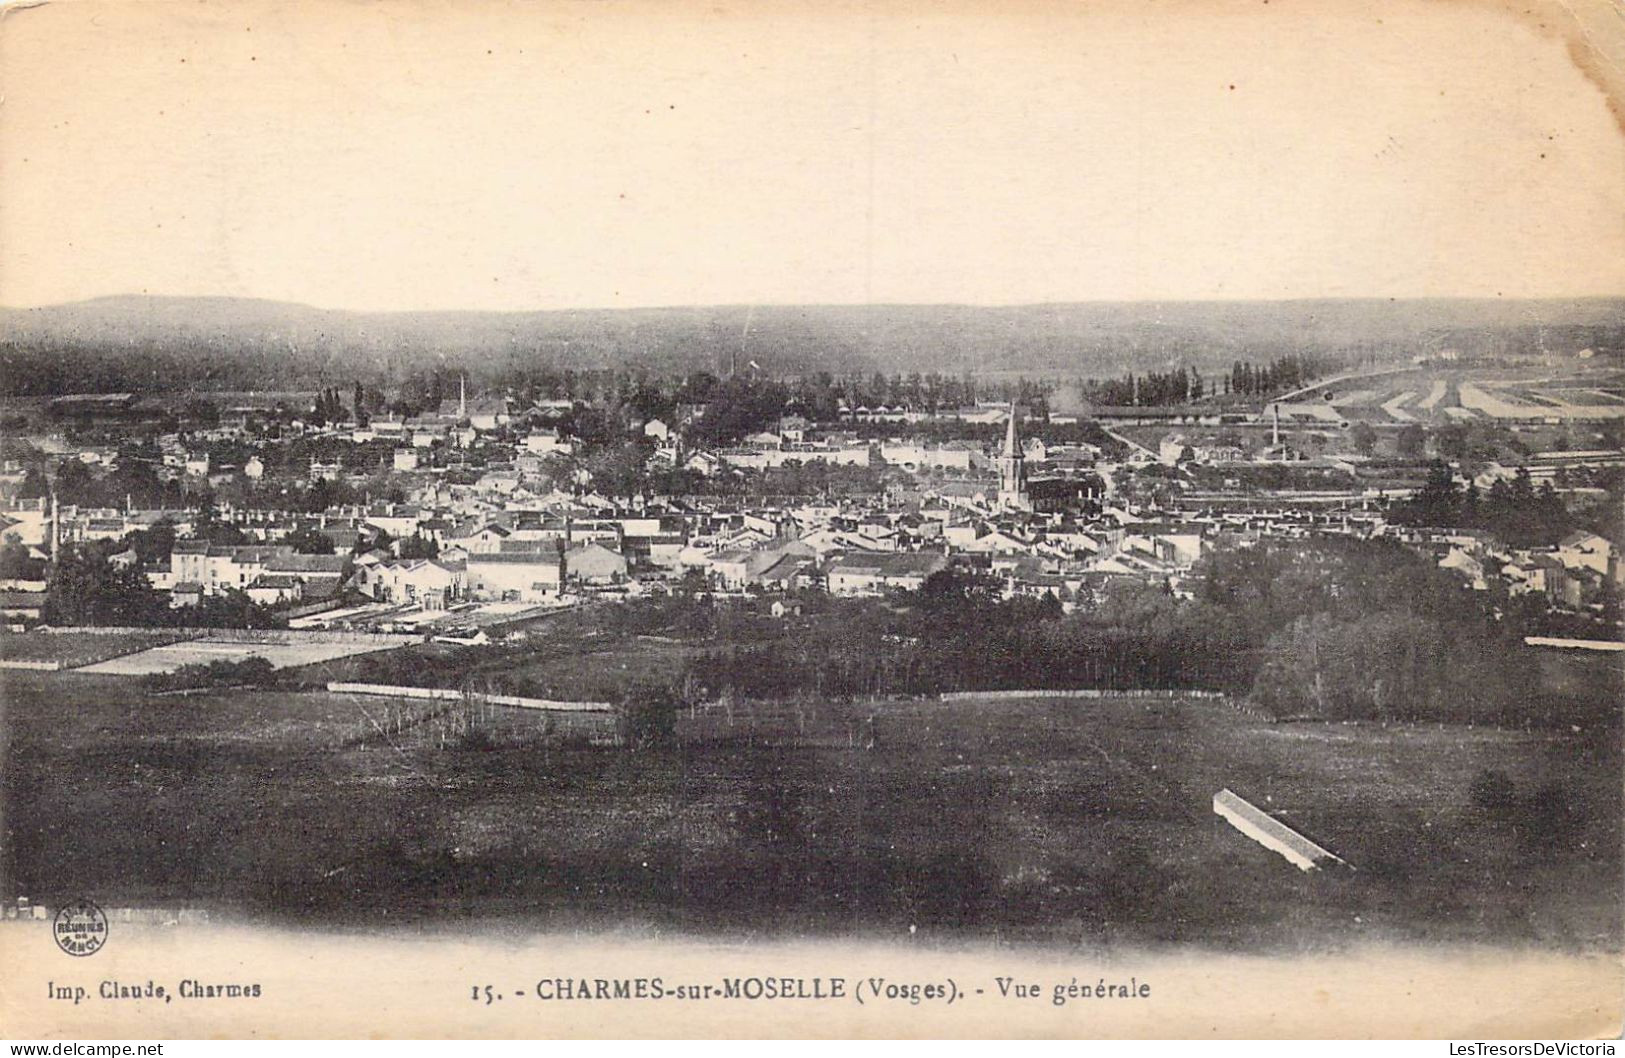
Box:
[53,900,108,957]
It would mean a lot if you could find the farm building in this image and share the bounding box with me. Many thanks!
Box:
[564,542,629,585]
[47,393,141,420]
[245,574,304,607]
[466,551,562,602]
[826,552,949,596]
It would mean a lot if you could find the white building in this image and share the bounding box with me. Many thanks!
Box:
[466,552,562,602]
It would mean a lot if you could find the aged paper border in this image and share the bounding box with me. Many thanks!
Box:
[1,0,1622,1039]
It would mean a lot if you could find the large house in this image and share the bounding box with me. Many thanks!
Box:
[1556,531,1617,581]
[358,557,467,608]
[705,540,817,590]
[467,551,559,602]
[462,545,633,601]
[825,552,949,596]
[168,543,347,602]
[565,542,629,585]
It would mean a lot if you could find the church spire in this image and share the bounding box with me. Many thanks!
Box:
[998,402,1027,510]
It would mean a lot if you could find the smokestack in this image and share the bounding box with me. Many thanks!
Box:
[1272,403,1280,447]
[459,374,467,419]
[49,492,59,564]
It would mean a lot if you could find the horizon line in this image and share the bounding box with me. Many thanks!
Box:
[6,292,1625,316]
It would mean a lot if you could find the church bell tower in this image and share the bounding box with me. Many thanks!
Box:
[997,402,1027,510]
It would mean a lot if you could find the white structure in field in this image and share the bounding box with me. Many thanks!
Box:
[1212,788,1348,872]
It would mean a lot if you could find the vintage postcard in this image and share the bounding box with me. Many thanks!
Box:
[0,0,1621,1040]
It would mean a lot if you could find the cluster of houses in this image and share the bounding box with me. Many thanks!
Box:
[164,541,349,607]
[1,394,1620,630]
[1425,527,1621,607]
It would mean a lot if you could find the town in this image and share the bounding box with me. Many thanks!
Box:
[2,353,1619,645]
[2,335,1621,950]
[5,0,1624,1038]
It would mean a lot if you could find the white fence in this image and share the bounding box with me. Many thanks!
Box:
[1524,636,1625,652]
[938,688,1225,702]
[326,681,611,712]
[0,659,61,671]
[34,626,417,645]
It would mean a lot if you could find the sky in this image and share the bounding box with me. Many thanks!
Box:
[2,0,1624,312]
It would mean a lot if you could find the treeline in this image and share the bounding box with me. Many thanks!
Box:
[38,541,287,629]
[682,581,1252,701]
[1250,611,1529,722]
[333,536,1563,727]
[1081,365,1208,406]
[842,418,1123,451]
[1222,356,1321,397]
[26,452,191,512]
[659,538,1543,725]
[1387,461,1592,548]
[7,441,393,515]
[1072,356,1324,408]
[384,367,1061,433]
[1196,538,1535,722]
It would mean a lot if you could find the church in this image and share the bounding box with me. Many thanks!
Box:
[996,403,1101,515]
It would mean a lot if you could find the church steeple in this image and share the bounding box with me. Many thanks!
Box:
[997,402,1027,510]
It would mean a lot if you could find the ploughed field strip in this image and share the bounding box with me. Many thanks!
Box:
[1295,369,1624,424]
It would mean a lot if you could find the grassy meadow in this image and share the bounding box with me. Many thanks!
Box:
[2,656,1617,952]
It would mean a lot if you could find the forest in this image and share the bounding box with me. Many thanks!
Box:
[7,295,1620,397]
[584,538,1548,725]
[1077,355,1323,406]
[1387,460,1623,547]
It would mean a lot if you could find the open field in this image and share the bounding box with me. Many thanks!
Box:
[2,664,1617,950]
[310,635,702,703]
[75,633,416,675]
[497,635,705,701]
[0,630,184,668]
[1295,365,1625,425]
[324,612,713,701]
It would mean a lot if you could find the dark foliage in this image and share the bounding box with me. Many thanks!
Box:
[142,656,282,692]
[615,680,681,750]
[1469,770,1517,818]
[1388,461,1590,548]
[283,527,337,555]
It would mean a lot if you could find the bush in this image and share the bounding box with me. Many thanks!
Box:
[142,655,280,692]
[615,680,680,750]
[1469,769,1517,818]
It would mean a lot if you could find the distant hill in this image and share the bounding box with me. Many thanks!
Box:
[1,295,1621,395]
